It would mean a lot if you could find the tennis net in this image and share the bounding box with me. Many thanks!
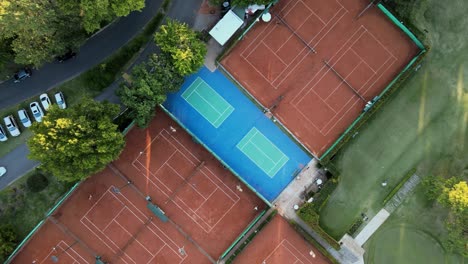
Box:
[323,60,367,102]
[273,13,317,54]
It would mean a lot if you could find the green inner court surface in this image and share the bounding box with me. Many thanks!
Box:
[181,77,234,128]
[237,127,289,177]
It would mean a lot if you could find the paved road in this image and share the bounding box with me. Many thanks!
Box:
[0,0,204,190]
[0,0,163,110]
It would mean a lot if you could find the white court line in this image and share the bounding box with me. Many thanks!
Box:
[83,188,187,263]
[323,60,364,102]
[195,187,218,212]
[40,240,90,264]
[293,26,367,106]
[113,189,188,262]
[114,217,155,257]
[212,104,234,126]
[132,130,240,232]
[363,27,397,60]
[135,133,239,204]
[134,128,241,202]
[349,48,377,73]
[166,163,210,200]
[81,190,125,230]
[161,130,240,201]
[282,239,315,264]
[103,206,126,232]
[273,7,348,90]
[182,78,203,101]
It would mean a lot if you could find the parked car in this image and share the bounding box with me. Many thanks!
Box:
[30,102,44,122]
[54,91,67,109]
[0,124,7,142]
[17,109,32,127]
[56,50,77,62]
[40,93,52,111]
[14,68,32,83]
[4,115,21,136]
[0,167,6,177]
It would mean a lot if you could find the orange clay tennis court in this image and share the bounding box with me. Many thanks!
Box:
[233,215,332,264]
[11,109,266,264]
[222,0,419,157]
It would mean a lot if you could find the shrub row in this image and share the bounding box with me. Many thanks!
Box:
[382,167,417,205]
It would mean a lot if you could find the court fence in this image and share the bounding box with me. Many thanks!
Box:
[159,105,272,206]
[319,4,428,163]
[219,209,268,261]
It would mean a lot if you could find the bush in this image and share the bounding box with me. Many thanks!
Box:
[347,217,364,237]
[26,172,49,193]
[0,224,17,260]
[297,204,341,249]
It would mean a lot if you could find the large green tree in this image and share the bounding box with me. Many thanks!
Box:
[422,176,468,256]
[28,98,125,182]
[154,19,207,76]
[80,0,145,33]
[118,54,184,127]
[0,224,17,259]
[0,0,145,67]
[0,0,71,66]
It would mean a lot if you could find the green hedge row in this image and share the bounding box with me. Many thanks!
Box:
[382,167,417,205]
[297,204,341,250]
[297,178,341,249]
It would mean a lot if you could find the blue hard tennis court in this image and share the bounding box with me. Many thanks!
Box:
[163,66,311,202]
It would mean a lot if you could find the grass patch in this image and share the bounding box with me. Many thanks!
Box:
[0,8,168,158]
[320,0,468,261]
[0,169,72,262]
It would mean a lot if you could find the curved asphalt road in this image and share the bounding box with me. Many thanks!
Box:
[0,0,163,109]
[0,0,205,190]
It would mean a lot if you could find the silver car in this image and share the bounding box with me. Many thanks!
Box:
[30,102,44,122]
[18,109,32,127]
[4,115,21,136]
[0,124,7,142]
[0,166,6,177]
[40,93,52,111]
[54,91,67,109]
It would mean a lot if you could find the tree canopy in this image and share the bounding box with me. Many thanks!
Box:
[118,54,184,127]
[28,98,125,182]
[0,224,17,259]
[154,19,207,76]
[422,175,467,256]
[0,0,144,66]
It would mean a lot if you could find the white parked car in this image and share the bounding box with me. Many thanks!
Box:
[40,93,52,111]
[4,115,21,136]
[54,91,67,109]
[0,124,7,142]
[30,102,44,122]
[0,166,6,177]
[17,109,32,127]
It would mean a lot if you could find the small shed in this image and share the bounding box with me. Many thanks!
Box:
[209,10,244,46]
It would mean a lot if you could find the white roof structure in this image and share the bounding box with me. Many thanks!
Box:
[209,10,244,46]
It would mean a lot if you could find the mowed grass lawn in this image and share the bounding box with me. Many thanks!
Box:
[319,0,467,262]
